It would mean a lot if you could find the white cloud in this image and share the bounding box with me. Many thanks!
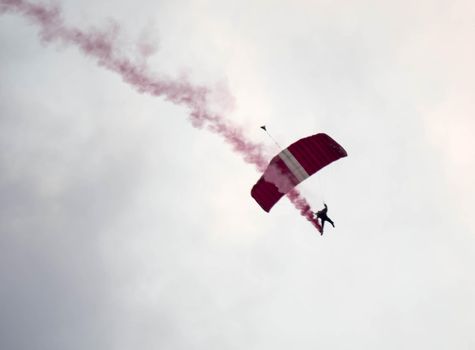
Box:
[1,1,474,349]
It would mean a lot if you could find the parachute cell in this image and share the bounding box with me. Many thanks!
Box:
[251,133,347,212]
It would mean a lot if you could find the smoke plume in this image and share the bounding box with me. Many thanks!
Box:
[0,0,321,232]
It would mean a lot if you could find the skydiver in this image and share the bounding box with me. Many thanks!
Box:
[315,203,334,234]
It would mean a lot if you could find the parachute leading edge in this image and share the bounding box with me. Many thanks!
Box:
[251,133,347,212]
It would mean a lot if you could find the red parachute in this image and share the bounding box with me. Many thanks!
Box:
[251,133,347,212]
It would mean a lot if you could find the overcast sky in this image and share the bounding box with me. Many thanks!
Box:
[1,0,474,349]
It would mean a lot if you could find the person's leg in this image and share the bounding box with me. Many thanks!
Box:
[328,218,335,227]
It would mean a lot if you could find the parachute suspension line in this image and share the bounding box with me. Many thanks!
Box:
[316,175,325,204]
[260,125,283,150]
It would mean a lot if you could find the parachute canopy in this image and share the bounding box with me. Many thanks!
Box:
[251,133,347,212]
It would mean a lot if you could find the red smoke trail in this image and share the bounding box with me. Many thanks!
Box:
[0,0,322,232]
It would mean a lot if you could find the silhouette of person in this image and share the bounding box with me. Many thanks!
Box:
[315,203,334,233]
